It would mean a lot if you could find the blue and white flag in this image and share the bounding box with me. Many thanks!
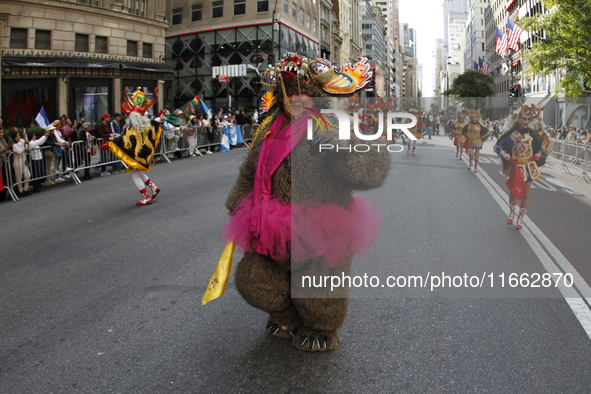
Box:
[34,106,50,128]
[201,100,212,117]
[220,131,231,152]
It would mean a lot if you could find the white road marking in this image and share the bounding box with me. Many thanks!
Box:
[464,157,591,341]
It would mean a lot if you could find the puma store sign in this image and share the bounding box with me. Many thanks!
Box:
[212,64,248,78]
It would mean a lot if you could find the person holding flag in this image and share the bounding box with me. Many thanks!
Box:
[494,103,550,230]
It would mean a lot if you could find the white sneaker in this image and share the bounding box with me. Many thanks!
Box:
[66,167,74,172]
[63,174,71,179]
[206,150,213,155]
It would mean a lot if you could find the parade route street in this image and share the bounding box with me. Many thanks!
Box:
[2,137,591,392]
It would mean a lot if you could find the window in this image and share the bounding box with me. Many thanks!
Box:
[234,0,246,15]
[300,9,304,24]
[172,8,182,25]
[212,1,224,18]
[35,30,51,50]
[257,0,269,12]
[313,18,317,33]
[127,40,138,57]
[284,0,289,13]
[306,13,310,29]
[95,36,108,53]
[10,28,27,49]
[77,0,102,5]
[292,3,297,19]
[75,34,89,52]
[191,4,202,21]
[126,0,146,16]
[142,43,152,58]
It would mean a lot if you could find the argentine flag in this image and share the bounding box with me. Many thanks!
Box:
[34,107,50,128]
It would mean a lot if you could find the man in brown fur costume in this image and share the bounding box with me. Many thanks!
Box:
[223,53,390,351]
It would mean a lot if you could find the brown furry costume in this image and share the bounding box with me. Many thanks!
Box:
[225,54,390,351]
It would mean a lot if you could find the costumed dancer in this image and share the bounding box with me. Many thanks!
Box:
[452,110,468,159]
[406,109,423,154]
[202,53,390,352]
[462,109,491,173]
[107,87,162,205]
[494,103,550,230]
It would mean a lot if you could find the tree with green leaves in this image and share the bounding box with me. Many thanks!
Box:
[443,70,495,98]
[519,0,591,97]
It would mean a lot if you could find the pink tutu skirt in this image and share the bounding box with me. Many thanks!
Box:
[222,193,384,267]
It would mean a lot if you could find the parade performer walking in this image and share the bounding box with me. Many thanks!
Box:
[106,87,162,205]
[202,53,390,352]
[462,109,491,173]
[406,108,423,155]
[451,110,468,159]
[494,103,550,230]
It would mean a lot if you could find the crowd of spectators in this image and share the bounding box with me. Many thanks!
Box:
[0,108,259,202]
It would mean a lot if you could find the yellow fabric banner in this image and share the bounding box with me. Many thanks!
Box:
[201,242,236,305]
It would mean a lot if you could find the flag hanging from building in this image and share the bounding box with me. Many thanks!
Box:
[482,60,489,74]
[474,61,479,71]
[500,62,509,76]
[34,106,50,128]
[495,27,508,57]
[507,18,523,51]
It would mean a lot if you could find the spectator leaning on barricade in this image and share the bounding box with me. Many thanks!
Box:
[10,129,31,197]
[203,113,214,154]
[96,113,113,176]
[0,127,10,201]
[78,122,95,180]
[186,115,199,157]
[57,117,74,176]
[27,128,49,193]
[109,113,124,173]
[42,122,67,183]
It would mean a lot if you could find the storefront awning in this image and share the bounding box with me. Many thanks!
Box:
[3,59,119,68]
[3,59,173,73]
[121,63,174,73]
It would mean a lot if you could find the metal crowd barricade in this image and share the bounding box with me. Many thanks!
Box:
[548,138,591,183]
[4,137,128,201]
[69,138,126,183]
[5,144,75,201]
[573,145,591,183]
[2,124,258,202]
[194,126,222,153]
[157,125,224,161]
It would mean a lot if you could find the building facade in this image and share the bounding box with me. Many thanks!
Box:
[1,0,170,127]
[165,0,322,111]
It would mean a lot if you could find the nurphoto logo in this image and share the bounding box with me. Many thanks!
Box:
[307,110,418,153]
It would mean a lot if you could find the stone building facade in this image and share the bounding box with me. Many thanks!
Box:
[0,0,170,127]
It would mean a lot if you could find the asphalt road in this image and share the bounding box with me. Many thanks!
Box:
[1,138,591,393]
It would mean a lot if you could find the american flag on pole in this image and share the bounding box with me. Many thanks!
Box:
[482,60,489,74]
[495,27,508,57]
[507,18,523,51]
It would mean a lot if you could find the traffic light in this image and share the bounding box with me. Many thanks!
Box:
[508,84,521,97]
[267,54,274,68]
